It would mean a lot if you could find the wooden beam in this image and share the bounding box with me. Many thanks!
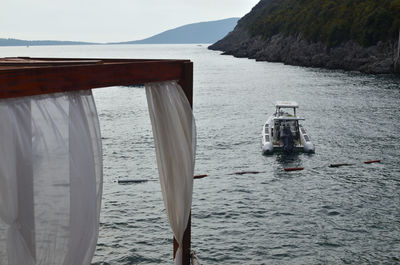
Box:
[178,61,193,107]
[0,58,191,99]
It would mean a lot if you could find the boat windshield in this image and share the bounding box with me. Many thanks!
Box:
[275,101,299,116]
[275,107,297,117]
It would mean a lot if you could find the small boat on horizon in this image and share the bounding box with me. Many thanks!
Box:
[261,101,315,155]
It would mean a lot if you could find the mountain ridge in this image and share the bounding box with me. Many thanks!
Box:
[0,18,239,47]
[113,18,239,44]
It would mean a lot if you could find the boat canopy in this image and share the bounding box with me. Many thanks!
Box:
[273,117,305,121]
[275,101,299,108]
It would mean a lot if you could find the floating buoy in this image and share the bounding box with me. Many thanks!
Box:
[284,167,304,171]
[329,163,353,168]
[118,179,148,184]
[194,174,208,179]
[364,160,381,164]
[234,171,261,175]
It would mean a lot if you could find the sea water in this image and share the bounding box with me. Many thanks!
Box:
[1,44,399,264]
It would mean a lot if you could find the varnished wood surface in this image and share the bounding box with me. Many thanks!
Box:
[0,57,191,99]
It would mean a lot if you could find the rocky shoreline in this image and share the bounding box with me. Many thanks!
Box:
[209,28,399,74]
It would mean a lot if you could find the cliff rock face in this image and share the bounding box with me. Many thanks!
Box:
[210,30,397,74]
[209,0,399,74]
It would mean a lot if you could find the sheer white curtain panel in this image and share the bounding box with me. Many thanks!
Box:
[0,90,102,265]
[145,81,196,265]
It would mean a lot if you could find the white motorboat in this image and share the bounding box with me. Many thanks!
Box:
[262,101,315,154]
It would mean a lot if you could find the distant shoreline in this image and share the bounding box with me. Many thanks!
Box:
[0,39,97,47]
[0,17,239,47]
[0,42,213,48]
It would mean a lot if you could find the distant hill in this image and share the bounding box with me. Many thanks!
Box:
[210,0,400,74]
[0,18,239,47]
[116,17,239,44]
[0,38,95,47]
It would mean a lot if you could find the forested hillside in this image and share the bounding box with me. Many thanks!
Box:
[245,0,400,47]
[210,0,400,74]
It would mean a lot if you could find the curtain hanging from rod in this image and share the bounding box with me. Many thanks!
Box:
[0,90,103,265]
[0,80,195,265]
[146,81,196,265]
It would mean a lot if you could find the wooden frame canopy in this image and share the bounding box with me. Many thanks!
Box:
[0,57,193,105]
[0,57,193,265]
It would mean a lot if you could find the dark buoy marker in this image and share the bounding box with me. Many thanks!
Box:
[329,163,353,168]
[194,174,208,179]
[234,171,261,175]
[284,167,304,172]
[118,179,149,184]
[364,160,381,164]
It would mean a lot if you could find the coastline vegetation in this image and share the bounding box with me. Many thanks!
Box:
[246,0,400,47]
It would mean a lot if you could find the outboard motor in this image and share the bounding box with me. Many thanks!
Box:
[281,125,294,154]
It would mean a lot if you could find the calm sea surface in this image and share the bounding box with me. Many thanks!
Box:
[1,44,399,264]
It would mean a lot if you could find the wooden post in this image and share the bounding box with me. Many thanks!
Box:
[174,61,193,265]
[179,62,193,107]
[395,29,400,73]
[174,214,191,265]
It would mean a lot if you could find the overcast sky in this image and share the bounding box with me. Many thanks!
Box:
[2,0,259,43]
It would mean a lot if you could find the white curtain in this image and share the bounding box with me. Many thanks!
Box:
[0,90,103,265]
[146,81,196,265]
